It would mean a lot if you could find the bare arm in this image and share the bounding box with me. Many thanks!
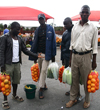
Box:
[92,54,97,70]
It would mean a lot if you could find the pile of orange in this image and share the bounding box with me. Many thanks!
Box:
[56,37,62,43]
[0,73,11,96]
[87,70,99,93]
[58,66,65,83]
[31,63,40,82]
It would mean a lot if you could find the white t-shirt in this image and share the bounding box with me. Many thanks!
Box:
[12,38,19,62]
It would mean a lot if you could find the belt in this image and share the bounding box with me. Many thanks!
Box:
[12,61,19,64]
[72,49,91,55]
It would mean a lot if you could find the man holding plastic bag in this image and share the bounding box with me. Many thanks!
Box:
[66,5,98,109]
[61,17,82,98]
[29,14,56,99]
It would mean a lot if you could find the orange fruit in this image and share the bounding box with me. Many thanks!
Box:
[1,87,5,92]
[87,80,91,85]
[8,81,11,85]
[5,84,9,89]
[88,89,91,93]
[34,72,37,75]
[91,83,95,87]
[34,69,37,72]
[87,85,91,89]
[33,78,36,80]
[97,83,99,86]
[97,79,99,83]
[5,89,9,92]
[92,75,97,79]
[31,71,34,73]
[92,90,96,93]
[9,85,11,89]
[88,74,92,79]
[5,92,10,96]
[3,91,6,95]
[35,66,38,70]
[1,82,4,87]
[36,77,38,80]
[31,67,33,71]
[96,86,99,90]
[5,75,10,80]
[4,79,9,84]
[35,75,38,77]
[91,78,96,83]
[1,76,5,81]
[91,87,95,92]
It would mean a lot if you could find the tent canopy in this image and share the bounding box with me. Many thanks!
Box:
[0,6,54,21]
[71,11,100,21]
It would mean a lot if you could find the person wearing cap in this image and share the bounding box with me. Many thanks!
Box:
[29,13,56,99]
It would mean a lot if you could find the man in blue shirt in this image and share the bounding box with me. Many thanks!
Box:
[29,13,56,99]
[3,24,9,34]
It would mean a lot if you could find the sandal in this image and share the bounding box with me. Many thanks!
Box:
[12,95,24,102]
[66,100,78,108]
[2,100,10,109]
[83,101,90,109]
[39,90,44,99]
[43,84,48,90]
[65,91,70,96]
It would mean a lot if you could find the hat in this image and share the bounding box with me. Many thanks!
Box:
[38,14,45,20]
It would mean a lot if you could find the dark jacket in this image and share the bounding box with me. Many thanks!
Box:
[0,33,38,67]
[29,24,56,61]
[61,25,73,60]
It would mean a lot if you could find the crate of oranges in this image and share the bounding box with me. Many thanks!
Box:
[58,65,65,83]
[31,63,40,82]
[87,70,99,93]
[0,72,11,96]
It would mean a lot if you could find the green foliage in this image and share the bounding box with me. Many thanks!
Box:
[26,27,30,31]
[0,23,4,31]
[54,26,63,31]
[8,24,11,30]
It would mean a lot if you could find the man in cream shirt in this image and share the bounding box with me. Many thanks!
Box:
[66,5,98,109]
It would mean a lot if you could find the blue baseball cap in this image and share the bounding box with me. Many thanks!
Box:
[38,14,45,20]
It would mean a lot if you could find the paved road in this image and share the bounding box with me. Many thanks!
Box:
[0,47,100,110]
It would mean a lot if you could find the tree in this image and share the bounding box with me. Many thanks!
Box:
[0,23,4,31]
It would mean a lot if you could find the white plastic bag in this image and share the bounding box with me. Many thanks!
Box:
[47,62,59,80]
[47,68,54,78]
[62,67,72,85]
[62,69,67,83]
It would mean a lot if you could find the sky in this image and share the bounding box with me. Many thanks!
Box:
[0,0,100,27]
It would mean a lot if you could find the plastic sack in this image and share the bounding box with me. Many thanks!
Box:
[0,72,11,96]
[63,67,72,85]
[58,65,65,83]
[62,68,67,83]
[47,62,59,80]
[47,68,54,78]
[87,70,99,93]
[31,63,40,82]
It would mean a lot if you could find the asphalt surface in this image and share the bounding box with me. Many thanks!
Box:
[0,47,100,110]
